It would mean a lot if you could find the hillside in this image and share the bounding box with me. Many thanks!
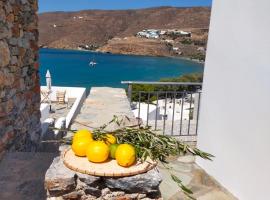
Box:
[39,7,211,59]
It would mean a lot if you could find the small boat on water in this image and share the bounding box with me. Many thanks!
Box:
[89,61,97,67]
[89,59,97,67]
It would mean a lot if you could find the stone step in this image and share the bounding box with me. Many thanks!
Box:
[0,152,57,200]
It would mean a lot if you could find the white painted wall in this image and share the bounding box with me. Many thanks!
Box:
[40,86,87,128]
[40,103,50,123]
[132,103,158,121]
[197,0,270,199]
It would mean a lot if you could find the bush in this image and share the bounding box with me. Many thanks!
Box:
[190,53,205,61]
[130,73,203,102]
[181,39,193,45]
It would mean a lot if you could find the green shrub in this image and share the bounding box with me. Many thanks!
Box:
[130,73,203,102]
[181,39,193,45]
[190,53,205,61]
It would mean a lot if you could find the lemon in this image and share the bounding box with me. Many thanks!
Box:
[109,144,119,159]
[86,141,109,163]
[105,134,117,145]
[115,144,136,167]
[72,138,91,157]
[73,129,93,144]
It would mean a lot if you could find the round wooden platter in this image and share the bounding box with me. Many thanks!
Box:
[63,148,157,177]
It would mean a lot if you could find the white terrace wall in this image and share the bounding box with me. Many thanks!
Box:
[0,0,40,156]
[40,86,86,128]
[197,0,270,199]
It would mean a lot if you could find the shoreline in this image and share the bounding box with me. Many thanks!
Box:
[40,47,205,66]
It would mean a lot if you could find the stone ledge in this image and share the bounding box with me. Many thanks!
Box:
[45,156,162,200]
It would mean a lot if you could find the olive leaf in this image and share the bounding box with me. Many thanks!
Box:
[47,115,213,200]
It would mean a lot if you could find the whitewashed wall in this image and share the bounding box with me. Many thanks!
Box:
[197,0,270,199]
[41,86,87,128]
[40,103,50,123]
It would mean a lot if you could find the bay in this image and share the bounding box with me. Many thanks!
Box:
[40,48,203,89]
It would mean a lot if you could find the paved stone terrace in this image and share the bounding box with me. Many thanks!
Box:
[70,87,136,132]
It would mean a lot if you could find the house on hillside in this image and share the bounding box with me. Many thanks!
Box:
[164,39,174,44]
[160,30,167,35]
[136,29,160,39]
[167,29,191,37]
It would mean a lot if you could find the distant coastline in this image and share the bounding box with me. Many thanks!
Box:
[39,7,209,65]
[40,47,205,65]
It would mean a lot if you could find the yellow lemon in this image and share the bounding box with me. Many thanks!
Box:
[115,144,136,167]
[86,141,109,163]
[73,129,93,143]
[72,138,91,157]
[105,134,117,145]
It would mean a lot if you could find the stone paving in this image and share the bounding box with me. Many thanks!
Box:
[48,99,75,120]
[0,152,57,200]
[70,87,137,133]
[159,156,237,200]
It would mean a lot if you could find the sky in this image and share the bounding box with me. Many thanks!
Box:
[39,0,212,13]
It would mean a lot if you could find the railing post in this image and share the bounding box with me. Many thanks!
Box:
[193,90,201,122]
[127,83,132,102]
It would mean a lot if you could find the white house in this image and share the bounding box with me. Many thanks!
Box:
[197,0,270,199]
[178,31,191,37]
[165,39,174,44]
[166,29,191,37]
[136,29,160,39]
[172,47,179,51]
[160,30,167,35]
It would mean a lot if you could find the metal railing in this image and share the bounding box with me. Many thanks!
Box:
[121,81,202,139]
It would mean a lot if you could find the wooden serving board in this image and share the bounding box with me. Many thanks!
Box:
[63,149,157,177]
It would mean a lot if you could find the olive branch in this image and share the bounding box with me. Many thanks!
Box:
[46,115,213,199]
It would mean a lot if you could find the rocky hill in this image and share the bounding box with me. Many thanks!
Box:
[39,7,211,59]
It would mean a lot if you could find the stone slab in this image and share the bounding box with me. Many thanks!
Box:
[70,87,137,133]
[0,152,57,200]
[158,156,238,200]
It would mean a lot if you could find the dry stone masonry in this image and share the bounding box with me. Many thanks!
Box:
[45,155,162,200]
[0,0,40,157]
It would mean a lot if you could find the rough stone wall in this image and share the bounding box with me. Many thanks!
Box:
[45,156,162,200]
[0,0,40,157]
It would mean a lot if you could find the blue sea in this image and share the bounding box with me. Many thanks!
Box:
[39,48,203,89]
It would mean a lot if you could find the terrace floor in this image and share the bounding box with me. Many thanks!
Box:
[159,156,237,200]
[46,99,75,119]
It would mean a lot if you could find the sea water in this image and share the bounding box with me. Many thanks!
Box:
[40,48,203,89]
